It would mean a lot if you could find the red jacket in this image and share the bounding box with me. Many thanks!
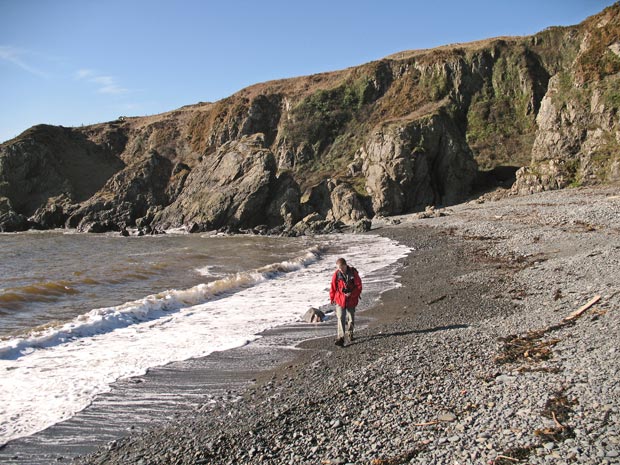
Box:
[330,266,362,308]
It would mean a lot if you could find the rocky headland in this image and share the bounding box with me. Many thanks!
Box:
[2,5,620,234]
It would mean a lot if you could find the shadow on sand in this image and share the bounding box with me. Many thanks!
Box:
[345,324,469,347]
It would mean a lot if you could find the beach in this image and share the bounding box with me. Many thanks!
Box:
[4,186,620,465]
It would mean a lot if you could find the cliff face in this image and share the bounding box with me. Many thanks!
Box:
[2,4,619,233]
[513,7,620,193]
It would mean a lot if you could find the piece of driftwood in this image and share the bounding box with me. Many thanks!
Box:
[427,295,447,305]
[563,295,601,322]
[552,411,564,429]
[494,455,520,463]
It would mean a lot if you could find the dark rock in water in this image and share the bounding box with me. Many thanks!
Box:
[0,197,29,232]
[217,225,241,235]
[267,225,287,236]
[78,220,119,234]
[303,308,325,323]
[256,224,270,234]
[187,222,203,234]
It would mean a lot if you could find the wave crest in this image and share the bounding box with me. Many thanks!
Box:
[0,281,79,309]
[0,246,325,360]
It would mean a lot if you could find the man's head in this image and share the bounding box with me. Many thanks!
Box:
[336,257,347,273]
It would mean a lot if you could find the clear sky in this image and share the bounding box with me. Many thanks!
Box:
[0,0,615,143]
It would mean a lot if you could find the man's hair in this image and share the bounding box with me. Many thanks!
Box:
[336,258,347,265]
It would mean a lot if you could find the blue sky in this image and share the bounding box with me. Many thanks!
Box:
[0,0,614,143]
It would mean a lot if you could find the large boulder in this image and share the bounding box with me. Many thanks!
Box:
[326,183,369,224]
[301,179,369,225]
[303,307,325,323]
[360,110,478,216]
[154,133,277,231]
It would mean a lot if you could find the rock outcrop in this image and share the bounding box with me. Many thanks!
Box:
[0,125,125,225]
[1,4,619,233]
[0,197,28,232]
[152,134,276,232]
[360,110,478,216]
[67,150,179,232]
[513,67,620,193]
[513,6,620,193]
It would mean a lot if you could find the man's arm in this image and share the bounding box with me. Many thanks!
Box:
[329,272,337,303]
[351,270,362,300]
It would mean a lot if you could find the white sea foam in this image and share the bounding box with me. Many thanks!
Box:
[0,235,410,446]
[195,265,223,277]
[0,247,325,360]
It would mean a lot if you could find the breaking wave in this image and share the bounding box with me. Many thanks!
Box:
[0,246,325,360]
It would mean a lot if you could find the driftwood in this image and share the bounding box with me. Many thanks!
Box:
[494,455,520,463]
[563,295,601,322]
[496,295,604,366]
[552,411,565,429]
[427,295,447,305]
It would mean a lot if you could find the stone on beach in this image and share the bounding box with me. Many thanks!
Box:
[303,307,325,323]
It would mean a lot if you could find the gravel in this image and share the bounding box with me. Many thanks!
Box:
[76,185,620,465]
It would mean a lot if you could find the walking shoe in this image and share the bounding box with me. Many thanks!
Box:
[334,338,345,347]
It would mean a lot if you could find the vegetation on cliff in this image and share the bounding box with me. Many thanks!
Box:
[2,4,620,233]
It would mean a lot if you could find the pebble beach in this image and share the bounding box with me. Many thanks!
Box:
[69,185,620,464]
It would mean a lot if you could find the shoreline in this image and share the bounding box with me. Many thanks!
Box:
[0,233,405,464]
[2,186,619,465]
[74,223,511,465]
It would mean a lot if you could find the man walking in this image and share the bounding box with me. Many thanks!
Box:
[330,258,362,347]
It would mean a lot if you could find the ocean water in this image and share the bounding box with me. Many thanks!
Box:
[0,230,409,447]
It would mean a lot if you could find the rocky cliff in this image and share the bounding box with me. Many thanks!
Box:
[2,4,619,233]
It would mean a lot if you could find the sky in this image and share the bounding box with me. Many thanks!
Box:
[0,0,615,143]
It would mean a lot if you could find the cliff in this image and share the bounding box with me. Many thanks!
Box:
[2,4,619,233]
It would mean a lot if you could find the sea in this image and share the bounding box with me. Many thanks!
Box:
[0,230,410,449]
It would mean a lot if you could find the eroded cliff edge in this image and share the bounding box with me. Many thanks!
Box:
[2,4,620,233]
